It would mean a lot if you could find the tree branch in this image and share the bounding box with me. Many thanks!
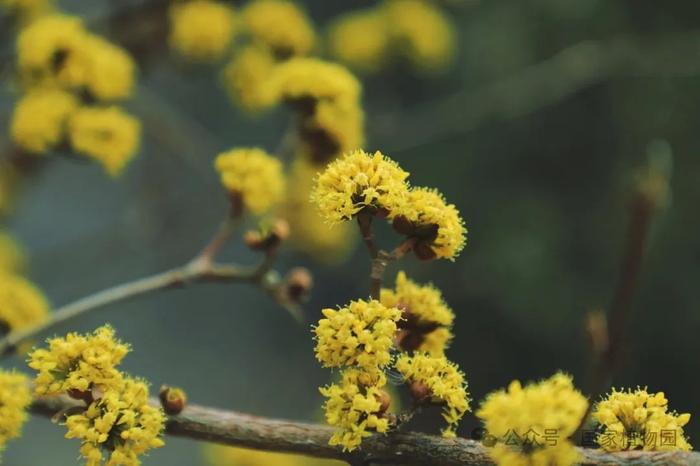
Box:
[29,395,700,466]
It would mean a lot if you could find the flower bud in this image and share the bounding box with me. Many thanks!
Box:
[159,385,187,415]
[283,267,313,302]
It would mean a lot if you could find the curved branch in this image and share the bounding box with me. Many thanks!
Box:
[30,396,700,466]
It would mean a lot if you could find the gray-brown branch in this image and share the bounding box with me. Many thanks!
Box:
[30,396,700,466]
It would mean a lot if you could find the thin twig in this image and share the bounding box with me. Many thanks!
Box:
[29,395,700,466]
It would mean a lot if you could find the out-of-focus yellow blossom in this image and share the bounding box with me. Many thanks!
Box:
[1,0,52,20]
[301,99,364,165]
[222,45,275,113]
[314,299,401,371]
[319,368,390,451]
[311,150,410,224]
[204,444,345,466]
[284,161,356,263]
[242,0,315,57]
[11,88,78,153]
[593,388,692,452]
[381,271,454,355]
[0,231,25,273]
[395,352,469,437]
[65,377,165,466]
[17,14,89,89]
[393,187,466,261]
[169,0,236,62]
[29,325,129,396]
[82,36,136,101]
[327,11,390,73]
[68,106,141,176]
[0,371,31,452]
[0,273,48,335]
[477,373,587,466]
[214,148,285,215]
[383,0,455,71]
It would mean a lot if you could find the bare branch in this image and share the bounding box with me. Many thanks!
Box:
[30,395,700,466]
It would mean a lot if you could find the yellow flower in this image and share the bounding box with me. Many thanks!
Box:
[29,325,129,396]
[283,161,356,264]
[314,299,401,371]
[311,150,410,223]
[11,88,78,153]
[392,187,466,261]
[204,444,345,466]
[383,0,455,71]
[381,271,454,355]
[300,99,365,165]
[214,148,285,215]
[476,372,588,466]
[0,273,49,334]
[395,352,469,437]
[242,0,315,57]
[16,14,90,89]
[82,35,136,101]
[169,0,236,62]
[327,10,390,73]
[593,388,692,452]
[65,377,165,466]
[0,231,25,273]
[68,106,141,176]
[319,369,390,451]
[0,371,31,452]
[222,44,276,113]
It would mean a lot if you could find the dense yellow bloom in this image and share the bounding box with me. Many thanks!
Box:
[17,14,89,89]
[311,150,410,223]
[327,11,390,73]
[393,187,466,261]
[29,325,129,396]
[68,106,141,176]
[65,377,165,466]
[0,231,25,273]
[222,45,275,112]
[593,388,692,452]
[82,35,136,101]
[314,299,401,371]
[11,88,78,153]
[0,273,49,334]
[381,271,454,355]
[395,352,469,437]
[384,0,455,70]
[319,369,390,451]
[284,161,356,263]
[476,373,587,466]
[204,444,344,466]
[242,0,315,57]
[169,0,236,61]
[0,371,31,451]
[214,148,285,215]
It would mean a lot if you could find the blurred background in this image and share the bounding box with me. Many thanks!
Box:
[1,0,699,464]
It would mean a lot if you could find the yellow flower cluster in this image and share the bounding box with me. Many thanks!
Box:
[319,369,391,451]
[204,444,344,466]
[593,388,692,452]
[381,271,454,355]
[12,14,140,176]
[0,272,49,337]
[395,352,469,437]
[393,188,466,261]
[65,377,165,466]
[169,0,236,62]
[222,44,276,112]
[214,148,285,215]
[0,231,25,273]
[314,299,401,371]
[328,0,455,73]
[242,0,315,58]
[476,373,588,466]
[29,326,165,465]
[29,325,129,395]
[0,371,31,454]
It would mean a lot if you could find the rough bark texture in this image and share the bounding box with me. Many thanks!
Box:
[30,396,700,466]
